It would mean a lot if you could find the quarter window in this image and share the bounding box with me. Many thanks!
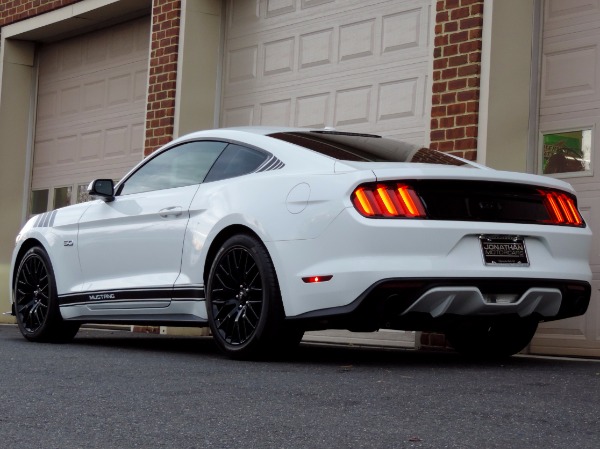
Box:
[119,141,227,195]
[204,144,268,182]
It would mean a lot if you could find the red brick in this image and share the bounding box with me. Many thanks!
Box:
[455,138,478,150]
[440,116,455,128]
[457,63,480,76]
[432,81,448,93]
[449,30,469,44]
[443,44,459,57]
[446,127,465,139]
[441,67,458,80]
[441,92,457,104]
[456,113,478,126]
[431,130,445,141]
[457,90,479,102]
[469,52,481,63]
[463,150,478,161]
[448,78,467,90]
[460,16,483,30]
[467,76,480,88]
[433,58,448,70]
[432,106,448,117]
[469,28,483,40]
[444,21,458,33]
[459,40,482,53]
[466,125,478,137]
[471,3,484,15]
[450,6,470,20]
[448,103,466,115]
[448,54,469,67]
[438,140,455,151]
[466,101,479,112]
[436,11,449,22]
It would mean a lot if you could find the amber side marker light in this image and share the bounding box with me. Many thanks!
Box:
[352,183,427,218]
[540,190,584,227]
[302,275,333,283]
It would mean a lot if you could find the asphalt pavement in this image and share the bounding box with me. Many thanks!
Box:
[1,324,598,449]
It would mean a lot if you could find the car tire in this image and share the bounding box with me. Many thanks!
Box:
[14,246,80,342]
[206,234,299,359]
[445,318,539,359]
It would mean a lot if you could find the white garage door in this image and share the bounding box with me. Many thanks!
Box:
[530,0,600,357]
[221,0,433,143]
[31,17,150,215]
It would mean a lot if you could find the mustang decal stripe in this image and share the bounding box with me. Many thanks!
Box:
[256,155,285,172]
[59,286,205,306]
[173,285,205,300]
[33,210,58,228]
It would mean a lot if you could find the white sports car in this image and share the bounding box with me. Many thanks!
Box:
[9,127,592,358]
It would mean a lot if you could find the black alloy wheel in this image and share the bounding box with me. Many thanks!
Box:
[206,234,299,358]
[14,246,79,342]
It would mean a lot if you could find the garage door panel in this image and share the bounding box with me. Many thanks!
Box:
[227,0,429,39]
[34,17,150,194]
[540,34,600,115]
[543,0,600,37]
[222,0,432,140]
[225,2,429,94]
[536,2,600,355]
[223,61,428,139]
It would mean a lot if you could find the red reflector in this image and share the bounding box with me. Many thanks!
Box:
[302,275,333,283]
[351,183,427,218]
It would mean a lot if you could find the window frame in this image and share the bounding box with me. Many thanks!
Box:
[538,123,595,179]
[115,140,228,196]
[114,138,273,196]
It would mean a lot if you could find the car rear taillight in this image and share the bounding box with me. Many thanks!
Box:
[352,183,427,218]
[540,189,584,226]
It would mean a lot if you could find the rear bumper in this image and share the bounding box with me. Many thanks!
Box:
[286,278,591,332]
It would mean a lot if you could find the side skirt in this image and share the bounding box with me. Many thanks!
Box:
[59,285,207,325]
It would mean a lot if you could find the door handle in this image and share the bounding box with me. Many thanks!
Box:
[159,206,183,218]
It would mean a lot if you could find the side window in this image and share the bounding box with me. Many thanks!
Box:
[119,141,227,195]
[204,144,268,183]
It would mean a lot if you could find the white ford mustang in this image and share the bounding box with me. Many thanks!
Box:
[9,127,592,358]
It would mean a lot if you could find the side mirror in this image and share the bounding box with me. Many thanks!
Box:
[88,179,115,202]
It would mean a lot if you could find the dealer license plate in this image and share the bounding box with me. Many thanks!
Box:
[479,235,529,267]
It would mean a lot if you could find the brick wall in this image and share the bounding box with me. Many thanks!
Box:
[430,0,484,161]
[144,0,181,157]
[0,0,81,26]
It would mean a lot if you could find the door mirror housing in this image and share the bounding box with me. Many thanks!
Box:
[88,179,115,202]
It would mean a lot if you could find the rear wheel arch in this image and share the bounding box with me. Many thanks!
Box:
[203,225,265,285]
[204,232,303,358]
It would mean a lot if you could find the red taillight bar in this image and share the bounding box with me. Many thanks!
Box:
[352,183,427,218]
[540,190,584,226]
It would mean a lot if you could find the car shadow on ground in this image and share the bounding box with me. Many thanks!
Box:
[56,326,585,370]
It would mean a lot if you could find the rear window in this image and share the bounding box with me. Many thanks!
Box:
[269,131,466,166]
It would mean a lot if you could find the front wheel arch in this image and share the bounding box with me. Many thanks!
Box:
[14,245,79,342]
[12,238,46,298]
